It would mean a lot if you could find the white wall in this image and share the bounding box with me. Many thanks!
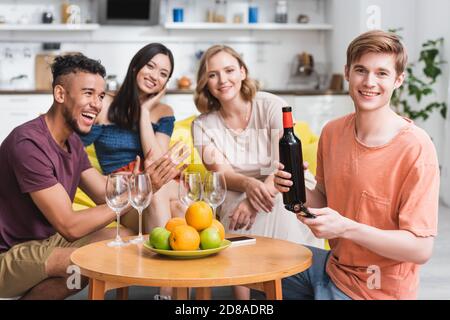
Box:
[329,0,449,203]
[328,0,416,87]
[413,0,450,205]
[328,0,362,76]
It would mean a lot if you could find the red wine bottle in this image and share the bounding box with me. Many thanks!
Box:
[279,106,315,218]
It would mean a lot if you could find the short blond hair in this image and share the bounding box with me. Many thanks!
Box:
[346,30,408,75]
[194,45,257,114]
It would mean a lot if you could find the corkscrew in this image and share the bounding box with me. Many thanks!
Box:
[292,203,316,219]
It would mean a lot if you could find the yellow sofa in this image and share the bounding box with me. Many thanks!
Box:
[73,116,319,211]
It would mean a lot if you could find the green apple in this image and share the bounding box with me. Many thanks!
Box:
[149,227,171,250]
[199,227,222,250]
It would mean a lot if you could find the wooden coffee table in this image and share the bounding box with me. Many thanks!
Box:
[70,235,312,300]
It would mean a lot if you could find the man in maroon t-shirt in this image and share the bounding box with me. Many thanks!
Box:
[0,54,188,299]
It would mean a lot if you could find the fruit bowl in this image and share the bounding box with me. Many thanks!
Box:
[143,240,231,259]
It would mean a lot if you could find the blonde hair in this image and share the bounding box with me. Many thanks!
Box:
[194,45,257,114]
[346,30,408,75]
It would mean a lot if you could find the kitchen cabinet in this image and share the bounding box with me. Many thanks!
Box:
[0,93,352,144]
[292,95,354,135]
[278,95,296,107]
[162,0,331,28]
[162,93,353,131]
[275,94,354,135]
[0,24,99,31]
[0,94,52,143]
[0,93,198,143]
[161,93,199,121]
[164,22,332,31]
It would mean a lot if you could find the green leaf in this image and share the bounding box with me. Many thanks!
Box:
[424,65,441,80]
[422,88,433,96]
[389,32,446,120]
[420,48,439,62]
[441,104,447,119]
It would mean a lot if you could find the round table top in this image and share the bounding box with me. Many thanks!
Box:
[70,235,312,288]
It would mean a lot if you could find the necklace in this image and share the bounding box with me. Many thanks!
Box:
[220,102,251,129]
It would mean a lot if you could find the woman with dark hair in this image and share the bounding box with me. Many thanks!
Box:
[80,43,183,237]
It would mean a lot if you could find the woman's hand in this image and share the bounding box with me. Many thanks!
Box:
[140,87,167,113]
[229,198,258,231]
[243,178,276,213]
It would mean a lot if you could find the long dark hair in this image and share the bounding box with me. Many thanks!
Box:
[108,43,174,130]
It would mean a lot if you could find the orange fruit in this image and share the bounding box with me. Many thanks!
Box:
[185,201,213,231]
[169,225,200,251]
[165,217,187,233]
[210,219,225,240]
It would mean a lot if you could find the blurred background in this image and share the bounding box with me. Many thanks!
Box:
[1,0,449,299]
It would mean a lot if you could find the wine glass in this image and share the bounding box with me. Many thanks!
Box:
[128,173,152,244]
[178,171,203,207]
[105,173,130,247]
[203,171,227,220]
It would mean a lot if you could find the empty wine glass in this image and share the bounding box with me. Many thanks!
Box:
[203,171,227,219]
[178,171,203,207]
[128,173,152,244]
[105,173,130,247]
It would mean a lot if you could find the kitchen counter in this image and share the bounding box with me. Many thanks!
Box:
[0,89,348,96]
[0,90,354,141]
[263,89,348,96]
[0,90,55,95]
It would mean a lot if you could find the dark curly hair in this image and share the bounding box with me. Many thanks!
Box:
[51,53,106,88]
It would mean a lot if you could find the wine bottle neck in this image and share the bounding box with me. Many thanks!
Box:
[282,111,294,129]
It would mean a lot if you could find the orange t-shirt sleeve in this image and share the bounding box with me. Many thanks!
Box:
[398,154,439,237]
[315,125,327,192]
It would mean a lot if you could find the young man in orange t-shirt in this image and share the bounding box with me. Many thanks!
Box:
[275,30,439,300]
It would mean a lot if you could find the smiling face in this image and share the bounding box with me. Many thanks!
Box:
[59,72,105,135]
[345,52,405,113]
[205,51,246,104]
[136,53,172,95]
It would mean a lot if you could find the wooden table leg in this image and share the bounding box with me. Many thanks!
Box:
[88,278,106,300]
[116,287,129,300]
[263,279,282,300]
[196,287,211,300]
[173,287,189,300]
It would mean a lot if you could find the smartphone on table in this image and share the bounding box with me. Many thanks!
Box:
[225,236,256,247]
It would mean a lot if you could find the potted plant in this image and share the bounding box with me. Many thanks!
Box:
[391,31,447,121]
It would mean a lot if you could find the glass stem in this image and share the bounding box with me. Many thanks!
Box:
[212,206,217,220]
[115,211,121,242]
[138,209,143,237]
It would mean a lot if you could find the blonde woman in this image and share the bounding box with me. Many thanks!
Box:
[192,45,323,299]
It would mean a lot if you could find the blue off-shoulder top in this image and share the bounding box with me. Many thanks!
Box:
[80,116,175,174]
